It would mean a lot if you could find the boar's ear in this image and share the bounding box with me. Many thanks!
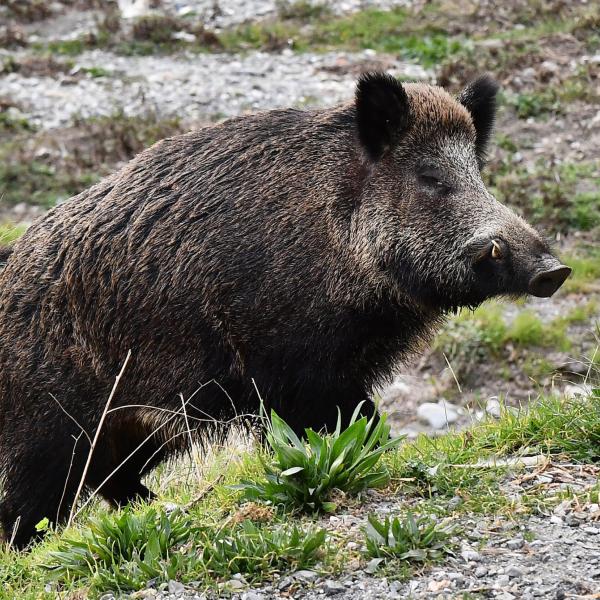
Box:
[458,74,499,167]
[355,72,411,160]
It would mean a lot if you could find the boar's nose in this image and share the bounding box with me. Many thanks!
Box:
[528,261,572,298]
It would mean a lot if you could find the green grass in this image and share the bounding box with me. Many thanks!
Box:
[276,0,332,20]
[0,111,35,134]
[46,507,193,590]
[222,7,468,65]
[487,160,600,233]
[505,310,571,351]
[385,389,600,517]
[80,66,112,78]
[364,512,456,565]
[0,223,26,246]
[471,391,600,462]
[0,158,99,208]
[45,508,327,593]
[235,405,403,512]
[562,246,600,293]
[1,385,599,597]
[508,90,563,119]
[0,111,183,208]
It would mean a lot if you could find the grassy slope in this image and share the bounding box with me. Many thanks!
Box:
[1,387,599,599]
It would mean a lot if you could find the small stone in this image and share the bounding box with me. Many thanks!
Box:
[506,538,524,550]
[550,515,563,525]
[99,595,115,600]
[365,558,384,574]
[428,579,450,592]
[497,574,510,586]
[168,581,185,596]
[164,502,182,515]
[583,526,600,535]
[555,589,566,600]
[131,591,157,599]
[277,576,293,590]
[417,400,459,429]
[323,580,346,595]
[565,514,582,527]
[474,566,488,577]
[485,397,502,418]
[294,570,318,583]
[461,549,482,562]
[224,579,246,591]
[172,30,197,42]
[448,496,463,510]
[242,592,265,600]
[507,566,524,578]
[390,580,402,594]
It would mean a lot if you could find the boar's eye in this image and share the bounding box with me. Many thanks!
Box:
[418,166,452,195]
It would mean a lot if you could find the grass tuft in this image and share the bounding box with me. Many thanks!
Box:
[44,506,327,593]
[45,507,193,591]
[199,519,327,582]
[235,404,403,512]
[364,512,456,564]
[472,391,600,462]
[0,223,26,246]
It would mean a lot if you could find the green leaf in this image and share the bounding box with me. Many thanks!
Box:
[281,466,305,477]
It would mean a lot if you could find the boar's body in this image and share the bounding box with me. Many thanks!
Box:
[0,75,570,548]
[0,107,431,547]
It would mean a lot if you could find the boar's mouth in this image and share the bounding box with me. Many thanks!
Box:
[398,272,489,315]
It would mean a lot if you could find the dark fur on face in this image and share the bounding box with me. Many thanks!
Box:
[0,72,568,548]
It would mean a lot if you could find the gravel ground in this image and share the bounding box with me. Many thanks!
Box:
[0,48,429,130]
[96,462,600,600]
[158,0,411,29]
[14,0,412,45]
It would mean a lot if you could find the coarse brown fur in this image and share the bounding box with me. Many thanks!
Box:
[0,73,569,548]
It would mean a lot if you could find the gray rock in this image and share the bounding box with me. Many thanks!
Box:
[294,570,319,583]
[242,592,265,600]
[447,496,463,510]
[323,580,347,595]
[485,397,502,418]
[277,576,294,590]
[168,580,185,595]
[461,549,482,562]
[583,526,600,535]
[223,579,246,591]
[417,400,459,429]
[506,538,525,550]
[507,566,524,578]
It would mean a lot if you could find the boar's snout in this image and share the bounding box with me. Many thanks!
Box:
[528,259,571,298]
[463,234,571,302]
